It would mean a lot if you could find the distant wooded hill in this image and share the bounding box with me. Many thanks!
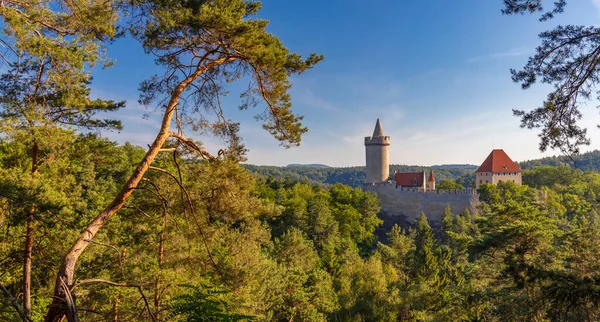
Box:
[517,150,600,171]
[243,164,476,188]
[286,164,330,168]
[432,164,478,170]
[244,150,600,188]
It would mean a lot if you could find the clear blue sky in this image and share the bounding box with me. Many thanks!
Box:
[92,0,600,167]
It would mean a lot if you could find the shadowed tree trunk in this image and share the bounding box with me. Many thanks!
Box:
[23,141,38,319]
[112,293,119,322]
[154,207,167,315]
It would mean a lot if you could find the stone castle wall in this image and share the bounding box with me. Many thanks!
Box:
[476,172,522,188]
[364,183,480,231]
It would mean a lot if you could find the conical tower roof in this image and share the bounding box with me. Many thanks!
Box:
[428,170,435,182]
[372,118,384,137]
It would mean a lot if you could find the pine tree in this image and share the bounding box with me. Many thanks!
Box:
[501,0,598,156]
[45,1,322,319]
[441,205,453,244]
[413,213,439,280]
[0,1,124,317]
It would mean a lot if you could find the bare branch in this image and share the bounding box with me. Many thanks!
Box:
[122,205,153,218]
[59,277,78,322]
[147,165,220,272]
[168,132,216,160]
[83,239,125,278]
[0,283,31,322]
[71,279,157,322]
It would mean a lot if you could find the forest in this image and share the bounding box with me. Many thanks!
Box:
[518,150,600,171]
[0,130,600,321]
[2,0,600,321]
[3,133,600,321]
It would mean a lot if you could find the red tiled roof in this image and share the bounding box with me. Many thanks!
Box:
[394,172,425,187]
[428,170,435,182]
[475,149,521,173]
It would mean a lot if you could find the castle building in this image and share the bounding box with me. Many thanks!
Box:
[475,149,522,188]
[394,171,426,189]
[364,119,438,190]
[364,119,390,184]
[427,170,435,191]
[362,120,477,228]
[393,169,436,191]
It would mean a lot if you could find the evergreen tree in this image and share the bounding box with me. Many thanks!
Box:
[46,1,323,319]
[501,0,599,156]
[0,0,124,317]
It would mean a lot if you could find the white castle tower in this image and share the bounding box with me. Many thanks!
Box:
[365,119,390,184]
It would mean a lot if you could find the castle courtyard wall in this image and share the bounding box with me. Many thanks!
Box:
[364,183,479,231]
[476,172,522,188]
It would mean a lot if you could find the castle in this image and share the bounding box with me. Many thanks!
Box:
[362,119,522,230]
[365,119,439,191]
[364,119,390,183]
[474,149,522,188]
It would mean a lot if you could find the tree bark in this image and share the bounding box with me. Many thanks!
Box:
[23,141,38,319]
[1,282,31,322]
[112,293,119,322]
[44,57,234,322]
[154,208,166,315]
[23,211,33,319]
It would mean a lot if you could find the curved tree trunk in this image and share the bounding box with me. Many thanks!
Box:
[44,57,233,322]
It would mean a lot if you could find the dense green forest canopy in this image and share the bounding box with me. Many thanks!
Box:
[518,150,600,171]
[3,134,600,321]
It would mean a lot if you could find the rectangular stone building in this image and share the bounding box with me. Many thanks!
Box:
[475,149,522,188]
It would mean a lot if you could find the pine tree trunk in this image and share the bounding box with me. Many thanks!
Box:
[112,294,119,322]
[44,58,232,322]
[23,212,33,319]
[43,104,173,322]
[23,141,38,319]
[154,211,166,314]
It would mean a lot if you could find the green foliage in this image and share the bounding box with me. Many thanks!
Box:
[436,179,463,191]
[500,0,597,155]
[413,213,439,279]
[2,129,600,321]
[0,1,325,320]
[0,6,599,320]
[168,284,255,321]
[518,150,600,172]
[132,0,322,149]
[0,0,125,135]
[0,132,145,321]
[261,180,382,256]
[472,180,600,319]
